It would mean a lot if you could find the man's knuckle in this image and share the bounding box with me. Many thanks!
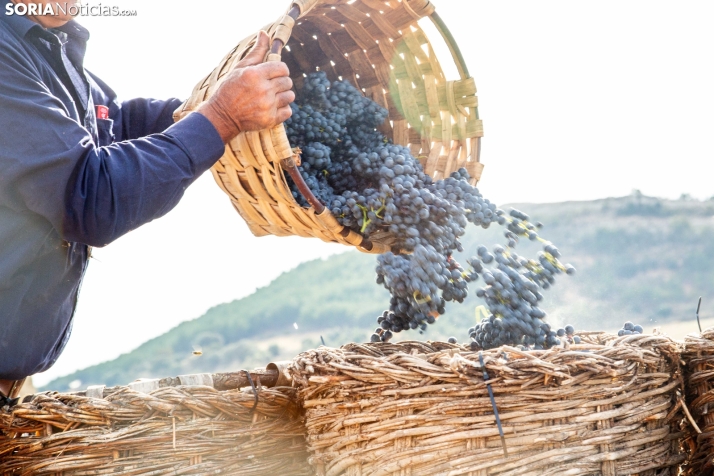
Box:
[243,67,259,80]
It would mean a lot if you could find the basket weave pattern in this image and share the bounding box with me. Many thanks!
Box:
[174,0,483,252]
[682,328,714,476]
[0,385,310,475]
[288,335,685,476]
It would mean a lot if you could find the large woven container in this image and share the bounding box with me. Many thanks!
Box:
[0,369,311,475]
[682,328,714,476]
[288,335,686,476]
[174,0,483,254]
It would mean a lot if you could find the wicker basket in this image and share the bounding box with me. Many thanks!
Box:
[288,334,686,476]
[174,0,483,254]
[682,328,714,476]
[0,368,312,475]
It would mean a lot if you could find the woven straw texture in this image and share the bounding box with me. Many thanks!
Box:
[682,328,714,476]
[0,385,311,475]
[288,334,686,476]
[174,0,482,253]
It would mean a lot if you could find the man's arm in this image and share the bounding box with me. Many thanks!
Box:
[1,31,293,247]
[63,114,225,245]
[116,97,183,139]
[0,42,225,247]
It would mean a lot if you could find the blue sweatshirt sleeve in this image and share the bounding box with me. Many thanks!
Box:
[64,114,225,246]
[87,71,183,140]
[0,40,225,248]
[116,97,184,139]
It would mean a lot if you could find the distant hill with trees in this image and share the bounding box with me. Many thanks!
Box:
[44,194,714,391]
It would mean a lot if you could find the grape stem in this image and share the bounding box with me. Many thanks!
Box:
[475,305,490,321]
[544,252,568,272]
[413,291,432,305]
[373,199,387,219]
[357,204,370,233]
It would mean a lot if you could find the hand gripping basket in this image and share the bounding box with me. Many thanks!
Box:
[174,0,483,254]
[288,335,687,476]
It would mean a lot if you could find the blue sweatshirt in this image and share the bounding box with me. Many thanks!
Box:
[0,5,225,379]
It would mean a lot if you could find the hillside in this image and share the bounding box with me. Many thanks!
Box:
[44,194,714,391]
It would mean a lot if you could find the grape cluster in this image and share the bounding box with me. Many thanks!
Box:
[617,321,644,336]
[286,73,501,336]
[287,74,575,346]
[465,209,576,350]
[372,168,502,333]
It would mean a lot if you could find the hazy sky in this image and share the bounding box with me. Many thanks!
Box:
[32,0,714,385]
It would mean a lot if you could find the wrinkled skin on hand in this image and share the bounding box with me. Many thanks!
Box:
[198,31,295,142]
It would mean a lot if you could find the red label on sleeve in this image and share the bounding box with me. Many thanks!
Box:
[96,105,109,120]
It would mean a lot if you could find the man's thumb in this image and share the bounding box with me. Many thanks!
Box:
[240,31,270,66]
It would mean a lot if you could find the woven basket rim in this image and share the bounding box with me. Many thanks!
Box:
[289,333,686,476]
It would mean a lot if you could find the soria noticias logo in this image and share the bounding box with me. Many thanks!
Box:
[5,2,137,17]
